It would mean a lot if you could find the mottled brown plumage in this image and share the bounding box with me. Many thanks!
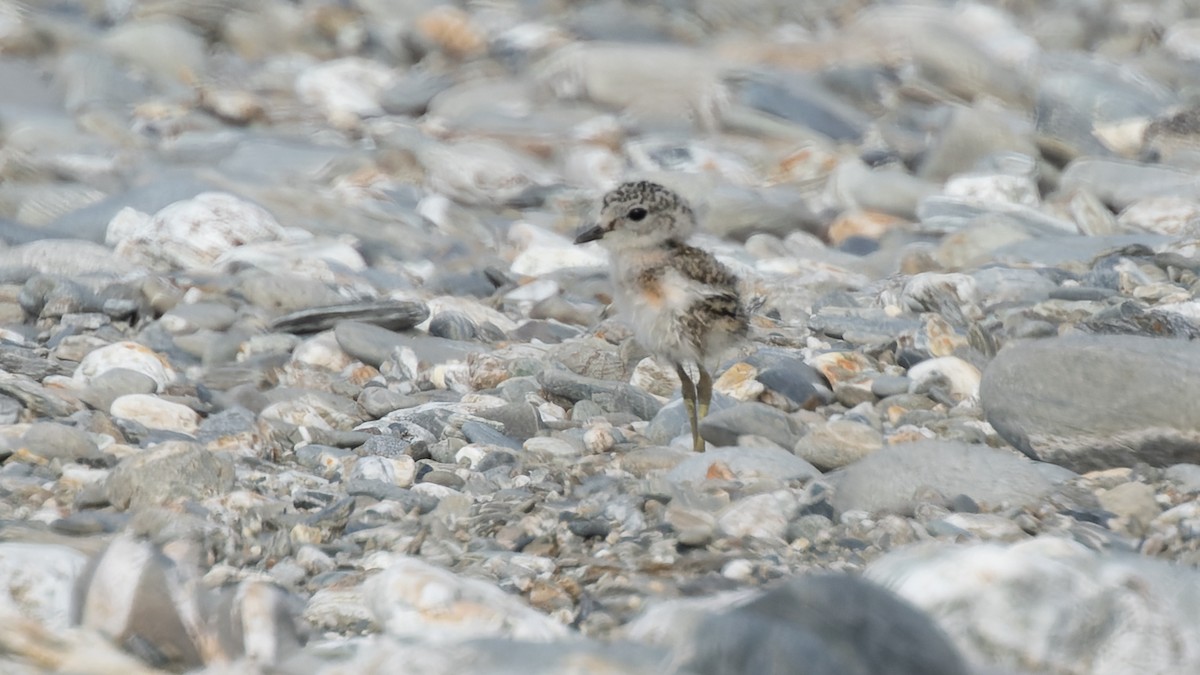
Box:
[575,181,748,452]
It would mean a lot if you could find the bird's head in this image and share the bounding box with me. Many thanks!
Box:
[573,180,696,251]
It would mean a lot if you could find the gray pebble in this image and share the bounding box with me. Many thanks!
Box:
[698,402,804,450]
[275,301,430,336]
[336,321,483,367]
[476,402,543,441]
[428,311,478,341]
[1166,464,1200,494]
[828,440,1064,516]
[22,421,103,463]
[870,375,911,398]
[106,441,236,510]
[538,368,662,421]
[461,420,522,450]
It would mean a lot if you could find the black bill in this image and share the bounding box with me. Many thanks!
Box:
[573,224,605,244]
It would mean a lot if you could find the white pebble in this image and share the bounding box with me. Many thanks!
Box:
[109,394,199,435]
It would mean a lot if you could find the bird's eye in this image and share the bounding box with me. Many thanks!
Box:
[627,207,648,222]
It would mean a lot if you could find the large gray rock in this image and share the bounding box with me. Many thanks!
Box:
[867,538,1200,675]
[828,440,1064,515]
[626,574,970,675]
[981,335,1200,472]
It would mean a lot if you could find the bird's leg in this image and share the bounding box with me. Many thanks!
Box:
[697,366,713,422]
[675,364,704,452]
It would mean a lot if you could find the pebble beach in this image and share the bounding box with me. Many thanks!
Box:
[2,1,1200,673]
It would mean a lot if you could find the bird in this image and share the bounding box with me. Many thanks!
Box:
[574,180,748,452]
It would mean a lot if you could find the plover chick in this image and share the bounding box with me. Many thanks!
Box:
[574,180,748,452]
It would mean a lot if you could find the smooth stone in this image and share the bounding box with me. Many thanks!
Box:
[208,580,305,664]
[535,42,722,132]
[917,196,1076,237]
[567,0,672,42]
[616,446,694,477]
[73,341,176,391]
[1096,481,1160,534]
[867,538,1200,675]
[1048,286,1117,301]
[871,375,911,398]
[343,481,438,513]
[160,301,238,333]
[638,574,970,675]
[0,343,63,382]
[336,322,481,368]
[918,105,1038,182]
[548,338,625,381]
[46,175,217,243]
[0,543,89,630]
[110,394,200,435]
[730,69,870,142]
[934,513,1026,541]
[79,367,160,412]
[428,311,479,342]
[698,402,804,450]
[829,159,940,220]
[102,17,207,88]
[108,192,285,272]
[474,402,542,442]
[0,59,58,107]
[828,440,1062,516]
[303,635,668,675]
[981,335,1200,471]
[350,455,416,488]
[990,233,1172,266]
[717,490,797,540]
[105,441,235,509]
[0,371,84,419]
[0,392,20,424]
[240,274,344,315]
[1164,463,1200,494]
[357,434,414,459]
[197,406,266,456]
[645,394,736,445]
[364,555,569,643]
[18,274,91,319]
[666,503,718,546]
[358,386,412,419]
[419,139,558,207]
[754,364,834,411]
[1058,158,1200,211]
[380,70,454,116]
[1036,57,1175,160]
[22,421,103,463]
[460,420,522,450]
[276,301,431,335]
[702,185,824,241]
[523,436,581,459]
[295,57,395,121]
[1,239,130,278]
[217,137,350,184]
[537,369,662,421]
[76,535,205,669]
[667,446,821,485]
[808,307,924,345]
[793,419,884,471]
[907,357,981,403]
